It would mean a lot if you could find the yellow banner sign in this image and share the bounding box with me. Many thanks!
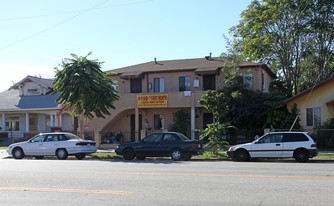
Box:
[137,94,168,108]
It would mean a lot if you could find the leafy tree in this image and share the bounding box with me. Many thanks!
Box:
[231,0,334,95]
[198,90,229,123]
[262,94,301,130]
[198,122,232,155]
[169,109,190,135]
[198,90,231,152]
[302,0,334,86]
[52,52,119,137]
[227,91,267,130]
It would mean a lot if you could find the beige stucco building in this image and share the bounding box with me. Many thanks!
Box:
[86,57,276,142]
[282,77,334,130]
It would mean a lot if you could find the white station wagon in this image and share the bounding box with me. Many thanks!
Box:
[227,132,318,162]
[7,132,97,160]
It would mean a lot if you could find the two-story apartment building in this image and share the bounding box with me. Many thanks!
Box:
[86,57,276,142]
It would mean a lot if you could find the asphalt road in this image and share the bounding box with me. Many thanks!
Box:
[0,158,333,206]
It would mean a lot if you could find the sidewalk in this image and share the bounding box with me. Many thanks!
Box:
[0,149,8,159]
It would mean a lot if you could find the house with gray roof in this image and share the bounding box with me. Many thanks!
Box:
[0,76,74,141]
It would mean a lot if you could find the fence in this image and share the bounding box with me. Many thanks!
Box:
[310,129,334,149]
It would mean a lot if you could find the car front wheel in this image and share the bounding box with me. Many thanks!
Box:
[123,149,135,160]
[234,149,249,162]
[171,149,182,161]
[56,149,68,160]
[12,148,25,159]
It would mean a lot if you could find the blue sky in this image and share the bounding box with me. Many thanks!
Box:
[0,0,252,91]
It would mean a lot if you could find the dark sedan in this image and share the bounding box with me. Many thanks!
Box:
[115,132,203,161]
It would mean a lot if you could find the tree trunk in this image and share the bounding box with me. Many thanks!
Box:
[79,114,85,139]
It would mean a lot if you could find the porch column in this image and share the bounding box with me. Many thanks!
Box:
[2,113,5,132]
[25,113,30,132]
[54,113,58,127]
[50,115,54,127]
[135,107,139,141]
[190,93,196,140]
[59,114,62,128]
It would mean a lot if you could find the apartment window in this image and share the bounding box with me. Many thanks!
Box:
[203,75,215,90]
[6,116,19,131]
[179,76,191,91]
[306,107,321,126]
[243,73,253,89]
[154,78,165,93]
[130,79,142,93]
[154,114,165,130]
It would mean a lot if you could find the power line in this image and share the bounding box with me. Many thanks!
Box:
[0,0,155,22]
[0,0,155,52]
[0,0,110,52]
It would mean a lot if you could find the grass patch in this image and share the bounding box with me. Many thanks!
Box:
[313,153,334,160]
[0,147,8,149]
[195,151,227,159]
[88,152,118,159]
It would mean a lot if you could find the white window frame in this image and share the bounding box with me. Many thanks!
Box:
[306,107,321,126]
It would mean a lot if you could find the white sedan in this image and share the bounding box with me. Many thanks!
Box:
[7,132,97,160]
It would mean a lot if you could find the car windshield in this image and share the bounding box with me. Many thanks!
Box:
[63,133,82,140]
[179,133,190,140]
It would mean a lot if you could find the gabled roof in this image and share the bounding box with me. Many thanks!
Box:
[107,57,277,79]
[9,75,54,90]
[282,76,334,106]
[0,89,60,111]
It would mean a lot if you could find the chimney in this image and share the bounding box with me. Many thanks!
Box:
[154,58,157,64]
[205,52,212,60]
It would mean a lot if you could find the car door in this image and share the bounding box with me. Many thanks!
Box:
[134,133,163,156]
[24,134,47,156]
[41,134,60,155]
[250,133,283,158]
[160,133,181,156]
[282,133,309,157]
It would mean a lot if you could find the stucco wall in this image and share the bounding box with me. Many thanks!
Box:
[87,66,275,138]
[287,80,334,129]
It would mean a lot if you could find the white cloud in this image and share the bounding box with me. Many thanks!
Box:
[0,64,55,92]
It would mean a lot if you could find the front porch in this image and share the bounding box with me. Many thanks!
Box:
[0,112,73,140]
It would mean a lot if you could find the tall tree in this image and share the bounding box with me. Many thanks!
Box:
[231,0,334,95]
[299,0,334,91]
[52,52,119,137]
